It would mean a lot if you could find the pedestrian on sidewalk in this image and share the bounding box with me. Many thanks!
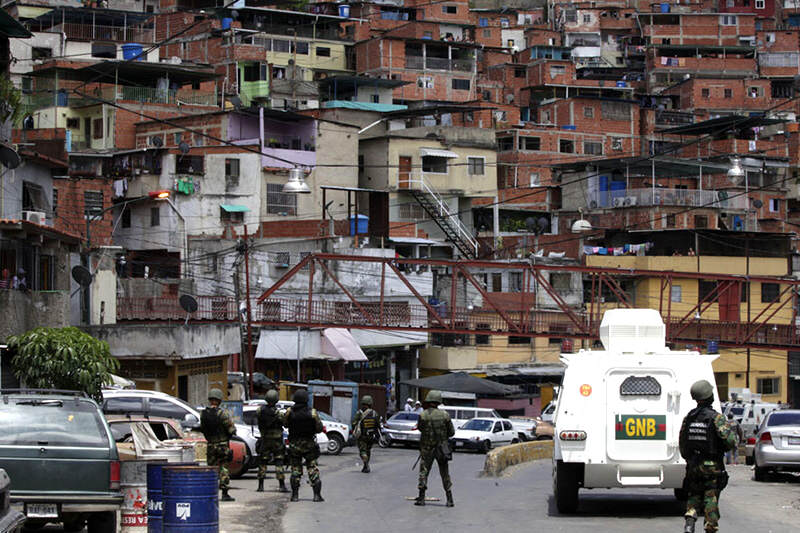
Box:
[415,389,455,508]
[200,388,236,502]
[352,395,381,473]
[256,389,288,493]
[724,414,744,465]
[286,389,324,502]
[404,398,414,412]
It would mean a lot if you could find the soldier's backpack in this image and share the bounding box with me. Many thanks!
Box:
[359,409,381,443]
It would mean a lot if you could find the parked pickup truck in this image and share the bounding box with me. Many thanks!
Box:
[0,389,122,532]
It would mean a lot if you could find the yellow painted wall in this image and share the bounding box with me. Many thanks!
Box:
[266,40,350,77]
[419,335,563,371]
[33,104,109,149]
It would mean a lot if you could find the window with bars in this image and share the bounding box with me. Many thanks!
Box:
[225,159,240,189]
[84,190,104,218]
[519,136,541,151]
[761,282,779,303]
[508,272,523,292]
[399,204,426,221]
[584,141,603,155]
[620,376,661,396]
[273,252,290,267]
[266,183,297,215]
[467,157,485,175]
[601,101,631,121]
[52,188,58,216]
[757,377,779,395]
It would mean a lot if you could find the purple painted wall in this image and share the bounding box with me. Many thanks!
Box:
[477,396,541,418]
[227,113,317,169]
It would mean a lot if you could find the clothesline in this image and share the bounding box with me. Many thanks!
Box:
[583,242,654,256]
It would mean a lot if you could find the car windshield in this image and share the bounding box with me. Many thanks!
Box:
[391,413,419,422]
[0,399,109,447]
[461,419,493,431]
[109,422,132,442]
[729,406,745,416]
[318,412,335,422]
[767,412,800,426]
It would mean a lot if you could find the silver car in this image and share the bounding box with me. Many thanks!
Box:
[753,409,800,481]
[383,412,421,445]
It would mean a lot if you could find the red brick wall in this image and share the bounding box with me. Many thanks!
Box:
[52,178,115,246]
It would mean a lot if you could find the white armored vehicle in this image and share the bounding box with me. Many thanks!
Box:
[553,309,721,513]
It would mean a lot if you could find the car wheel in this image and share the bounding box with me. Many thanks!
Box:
[480,440,492,454]
[674,488,688,502]
[511,438,520,444]
[754,458,768,482]
[327,433,345,455]
[62,515,86,532]
[554,461,580,514]
[86,511,116,533]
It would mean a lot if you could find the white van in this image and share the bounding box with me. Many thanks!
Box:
[439,405,501,429]
[725,401,782,438]
[553,309,720,513]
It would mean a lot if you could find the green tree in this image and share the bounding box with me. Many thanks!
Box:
[6,327,119,402]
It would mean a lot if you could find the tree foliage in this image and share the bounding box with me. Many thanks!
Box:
[6,327,119,402]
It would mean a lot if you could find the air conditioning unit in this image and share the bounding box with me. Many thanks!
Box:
[611,138,623,151]
[501,20,509,28]
[624,196,637,206]
[22,210,46,224]
[612,197,626,208]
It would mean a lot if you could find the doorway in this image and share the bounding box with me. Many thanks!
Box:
[398,156,412,189]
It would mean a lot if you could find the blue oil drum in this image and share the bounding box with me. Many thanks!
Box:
[147,462,196,533]
[162,466,219,533]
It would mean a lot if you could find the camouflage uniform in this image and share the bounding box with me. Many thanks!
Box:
[416,390,455,507]
[679,381,737,533]
[200,404,236,492]
[286,390,324,502]
[256,402,286,489]
[352,398,380,472]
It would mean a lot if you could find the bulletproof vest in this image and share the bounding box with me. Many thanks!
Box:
[682,405,721,462]
[258,405,282,437]
[287,406,316,440]
[420,408,451,447]
[201,407,228,443]
[360,409,379,433]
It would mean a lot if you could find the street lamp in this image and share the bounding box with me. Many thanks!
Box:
[727,157,745,186]
[283,167,311,194]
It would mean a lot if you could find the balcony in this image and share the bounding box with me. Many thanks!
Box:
[48,22,154,43]
[404,56,474,72]
[648,56,756,75]
[590,188,748,210]
[240,80,269,107]
[25,85,217,112]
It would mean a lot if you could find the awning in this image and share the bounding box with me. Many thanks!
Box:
[0,10,32,37]
[220,204,251,213]
[321,328,368,362]
[420,148,458,159]
[16,6,53,19]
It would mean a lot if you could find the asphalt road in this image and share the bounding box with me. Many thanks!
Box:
[278,447,800,533]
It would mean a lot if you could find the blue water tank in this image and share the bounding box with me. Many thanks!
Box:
[162,466,218,533]
[708,340,719,354]
[338,5,350,18]
[349,214,368,235]
[56,89,68,106]
[660,2,671,13]
[561,125,576,130]
[221,17,232,30]
[122,43,144,61]
[610,180,626,200]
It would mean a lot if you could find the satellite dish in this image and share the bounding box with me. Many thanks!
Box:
[179,294,198,313]
[178,141,190,154]
[151,136,163,147]
[537,216,550,234]
[71,265,93,287]
[752,199,763,209]
[231,9,239,19]
[525,217,537,233]
[0,142,22,170]
[229,96,243,110]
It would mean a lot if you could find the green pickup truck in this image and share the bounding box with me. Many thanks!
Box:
[0,390,122,532]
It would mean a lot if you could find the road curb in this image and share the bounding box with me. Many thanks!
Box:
[482,440,554,476]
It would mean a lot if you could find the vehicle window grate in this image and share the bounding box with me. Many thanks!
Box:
[620,376,661,396]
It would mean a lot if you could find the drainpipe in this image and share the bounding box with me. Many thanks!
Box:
[259,106,265,153]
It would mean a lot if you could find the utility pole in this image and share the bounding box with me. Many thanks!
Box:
[242,225,255,400]
[233,243,251,401]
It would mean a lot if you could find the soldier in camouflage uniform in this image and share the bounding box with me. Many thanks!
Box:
[351,395,380,473]
[679,380,738,533]
[256,389,288,493]
[415,390,455,508]
[285,389,324,502]
[200,388,236,502]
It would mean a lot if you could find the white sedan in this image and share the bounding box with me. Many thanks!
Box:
[451,417,520,453]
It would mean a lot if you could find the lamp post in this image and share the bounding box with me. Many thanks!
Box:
[82,190,171,324]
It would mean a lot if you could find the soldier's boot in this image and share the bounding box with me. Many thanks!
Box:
[445,490,454,507]
[256,478,264,492]
[220,489,235,502]
[683,516,696,533]
[290,480,300,502]
[278,479,289,493]
[361,461,370,473]
[414,489,426,506]
[312,482,324,502]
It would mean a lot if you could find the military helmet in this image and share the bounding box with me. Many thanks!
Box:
[425,390,443,404]
[292,389,309,405]
[361,395,373,406]
[265,389,279,405]
[690,380,714,402]
[208,388,224,402]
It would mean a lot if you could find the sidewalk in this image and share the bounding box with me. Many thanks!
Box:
[219,471,288,533]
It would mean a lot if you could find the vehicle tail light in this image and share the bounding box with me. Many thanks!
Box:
[759,432,772,444]
[747,437,756,445]
[110,460,121,491]
[559,430,587,441]
[412,425,418,431]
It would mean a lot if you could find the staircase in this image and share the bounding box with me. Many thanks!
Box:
[407,176,478,259]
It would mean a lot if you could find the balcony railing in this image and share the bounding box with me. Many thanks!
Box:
[656,110,694,127]
[405,56,474,72]
[27,86,218,111]
[48,22,154,43]
[590,188,748,210]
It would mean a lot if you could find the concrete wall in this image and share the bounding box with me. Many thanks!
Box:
[0,290,71,340]
[0,161,54,222]
[85,323,239,359]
